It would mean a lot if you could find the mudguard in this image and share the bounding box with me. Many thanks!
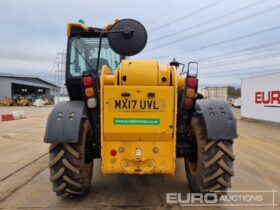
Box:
[195,99,237,140]
[44,101,87,143]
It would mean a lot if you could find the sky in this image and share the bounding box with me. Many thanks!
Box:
[0,0,280,87]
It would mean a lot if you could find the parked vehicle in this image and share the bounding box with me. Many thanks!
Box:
[33,99,46,107]
[233,98,241,108]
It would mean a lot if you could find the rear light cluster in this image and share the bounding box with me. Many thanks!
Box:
[183,77,198,110]
[82,74,97,109]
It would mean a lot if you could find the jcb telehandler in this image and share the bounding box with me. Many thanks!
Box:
[44,19,237,197]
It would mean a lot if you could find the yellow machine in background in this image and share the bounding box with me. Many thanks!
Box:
[18,99,30,106]
[3,99,13,106]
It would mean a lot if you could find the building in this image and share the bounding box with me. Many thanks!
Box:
[0,73,60,102]
[241,72,280,124]
[200,87,229,101]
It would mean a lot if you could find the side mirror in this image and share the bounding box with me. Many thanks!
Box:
[108,19,148,56]
[188,62,198,77]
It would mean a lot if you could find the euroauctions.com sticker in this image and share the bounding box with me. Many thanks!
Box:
[166,190,278,207]
[113,118,160,125]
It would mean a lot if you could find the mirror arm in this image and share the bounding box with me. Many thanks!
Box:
[94,32,104,101]
[95,28,135,99]
[95,28,135,77]
[179,63,185,75]
[103,29,135,35]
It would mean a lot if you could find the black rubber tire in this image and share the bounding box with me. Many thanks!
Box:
[185,116,235,194]
[49,120,93,197]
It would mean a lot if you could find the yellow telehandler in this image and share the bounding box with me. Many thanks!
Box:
[44,19,237,197]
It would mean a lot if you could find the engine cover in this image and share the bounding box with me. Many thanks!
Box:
[100,60,178,175]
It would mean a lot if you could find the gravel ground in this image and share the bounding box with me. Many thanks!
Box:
[0,107,279,210]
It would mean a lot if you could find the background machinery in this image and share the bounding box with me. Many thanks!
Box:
[2,98,13,106]
[44,19,237,197]
[18,98,30,106]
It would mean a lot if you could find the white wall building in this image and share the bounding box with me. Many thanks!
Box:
[200,87,229,101]
[241,72,280,124]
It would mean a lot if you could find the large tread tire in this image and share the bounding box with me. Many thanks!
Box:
[185,116,235,194]
[49,120,93,197]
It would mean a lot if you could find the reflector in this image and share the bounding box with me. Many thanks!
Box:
[85,87,95,97]
[183,98,193,110]
[187,77,198,88]
[87,98,97,108]
[110,149,117,156]
[82,76,93,87]
[186,88,196,98]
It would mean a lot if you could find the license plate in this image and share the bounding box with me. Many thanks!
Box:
[108,99,165,111]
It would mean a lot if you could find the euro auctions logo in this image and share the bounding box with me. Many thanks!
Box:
[166,193,218,205]
[255,91,280,107]
[166,190,278,207]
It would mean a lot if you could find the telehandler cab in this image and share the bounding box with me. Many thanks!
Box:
[44,19,237,197]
